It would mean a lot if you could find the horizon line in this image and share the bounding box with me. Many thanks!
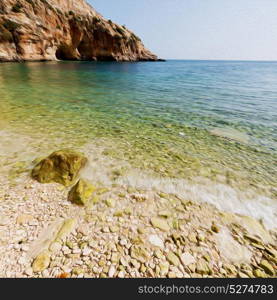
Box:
[164,58,277,62]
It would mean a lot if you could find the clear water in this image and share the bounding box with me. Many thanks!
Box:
[0,60,276,227]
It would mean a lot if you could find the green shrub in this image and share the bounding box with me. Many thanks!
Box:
[132,33,141,42]
[3,20,20,32]
[39,0,54,11]
[25,0,35,7]
[0,24,13,42]
[93,16,100,23]
[56,8,63,15]
[12,2,23,13]
[116,25,125,35]
[114,33,122,40]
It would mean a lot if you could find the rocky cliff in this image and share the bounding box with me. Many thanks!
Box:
[0,0,158,61]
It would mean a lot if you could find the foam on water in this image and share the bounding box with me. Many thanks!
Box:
[116,170,277,230]
[79,142,277,230]
[0,128,276,230]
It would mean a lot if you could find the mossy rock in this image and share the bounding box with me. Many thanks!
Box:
[31,149,87,186]
[68,179,95,206]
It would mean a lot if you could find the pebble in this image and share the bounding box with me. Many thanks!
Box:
[118,271,125,278]
[211,223,220,233]
[72,249,81,254]
[119,239,127,246]
[21,245,29,252]
[0,215,9,226]
[253,269,267,278]
[120,257,129,267]
[150,217,170,231]
[49,242,62,253]
[25,267,33,276]
[16,214,34,225]
[32,251,51,273]
[180,252,196,266]
[196,259,210,275]
[82,248,92,256]
[108,265,116,277]
[106,199,115,208]
[167,252,180,266]
[63,248,71,255]
[188,233,198,243]
[159,262,169,276]
[42,270,49,277]
[259,260,274,276]
[18,257,27,265]
[148,235,164,248]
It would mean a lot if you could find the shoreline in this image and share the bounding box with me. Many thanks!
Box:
[1,127,276,229]
[0,155,276,278]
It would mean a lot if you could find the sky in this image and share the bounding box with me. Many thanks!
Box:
[88,0,277,61]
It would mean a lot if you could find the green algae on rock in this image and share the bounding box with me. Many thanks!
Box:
[68,179,95,206]
[31,150,87,186]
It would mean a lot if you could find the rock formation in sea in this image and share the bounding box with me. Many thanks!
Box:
[0,0,159,62]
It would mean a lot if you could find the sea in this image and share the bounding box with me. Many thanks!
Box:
[0,60,276,228]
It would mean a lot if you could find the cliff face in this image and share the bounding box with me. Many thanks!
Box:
[0,0,158,62]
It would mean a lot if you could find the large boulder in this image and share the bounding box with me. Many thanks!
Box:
[68,179,95,206]
[31,150,87,186]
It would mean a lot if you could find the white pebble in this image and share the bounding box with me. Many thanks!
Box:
[118,271,125,278]
[82,248,92,256]
[25,267,33,276]
[148,235,164,248]
[108,265,116,277]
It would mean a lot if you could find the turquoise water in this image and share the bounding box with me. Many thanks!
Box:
[0,60,276,195]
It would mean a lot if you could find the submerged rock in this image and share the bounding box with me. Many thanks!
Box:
[210,127,250,144]
[68,180,95,206]
[32,150,87,186]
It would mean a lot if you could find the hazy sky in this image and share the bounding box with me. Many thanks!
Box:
[89,0,277,60]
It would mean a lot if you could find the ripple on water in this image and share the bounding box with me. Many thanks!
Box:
[0,61,276,229]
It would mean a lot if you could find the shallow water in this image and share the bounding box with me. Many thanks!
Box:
[0,60,276,228]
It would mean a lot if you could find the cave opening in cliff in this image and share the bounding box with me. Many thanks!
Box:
[97,56,117,62]
[56,44,76,61]
[77,40,91,60]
